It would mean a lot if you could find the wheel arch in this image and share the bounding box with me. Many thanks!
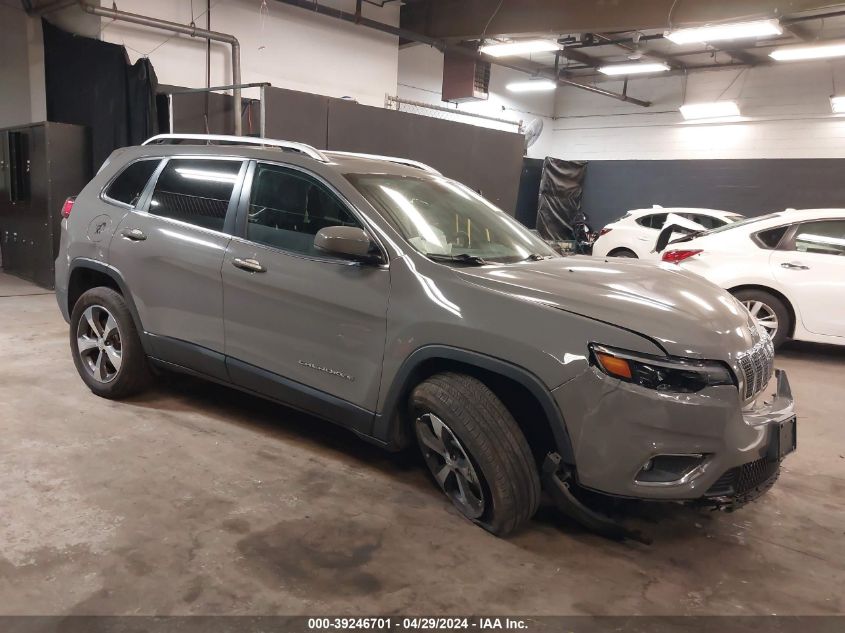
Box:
[607,247,639,258]
[67,259,149,350]
[373,345,575,467]
[728,283,797,338]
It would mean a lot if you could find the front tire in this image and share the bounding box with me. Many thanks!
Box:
[70,287,152,399]
[732,288,791,348]
[410,372,541,536]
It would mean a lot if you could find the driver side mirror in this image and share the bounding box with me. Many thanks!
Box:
[314,226,382,263]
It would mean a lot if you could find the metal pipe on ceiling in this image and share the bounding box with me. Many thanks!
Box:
[31,0,243,135]
[271,0,650,107]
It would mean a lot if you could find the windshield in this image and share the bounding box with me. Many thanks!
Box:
[346,174,557,263]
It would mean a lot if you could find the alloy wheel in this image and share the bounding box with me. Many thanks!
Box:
[76,305,123,383]
[415,413,485,519]
[742,299,779,339]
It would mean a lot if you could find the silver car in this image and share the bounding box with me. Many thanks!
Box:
[55,134,797,537]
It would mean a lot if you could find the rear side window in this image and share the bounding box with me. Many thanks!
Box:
[148,159,242,231]
[754,225,788,249]
[104,159,160,206]
[635,213,667,229]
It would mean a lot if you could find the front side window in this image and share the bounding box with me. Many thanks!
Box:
[347,173,556,263]
[148,159,242,231]
[793,220,845,256]
[104,159,160,206]
[246,163,361,257]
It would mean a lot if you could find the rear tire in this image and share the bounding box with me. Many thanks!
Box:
[70,287,152,399]
[410,372,541,537]
[732,288,791,349]
[607,248,638,258]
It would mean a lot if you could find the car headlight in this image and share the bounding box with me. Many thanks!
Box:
[589,344,736,393]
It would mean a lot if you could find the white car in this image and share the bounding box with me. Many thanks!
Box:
[592,207,745,259]
[660,209,845,348]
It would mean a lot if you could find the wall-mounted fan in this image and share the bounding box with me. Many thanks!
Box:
[524,118,544,150]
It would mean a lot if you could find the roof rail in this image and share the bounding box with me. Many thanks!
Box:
[325,150,441,175]
[142,134,328,162]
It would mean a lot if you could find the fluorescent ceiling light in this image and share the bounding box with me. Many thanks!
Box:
[479,39,560,58]
[506,79,557,92]
[664,19,782,45]
[770,42,845,61]
[599,62,670,76]
[831,96,845,113]
[680,101,741,120]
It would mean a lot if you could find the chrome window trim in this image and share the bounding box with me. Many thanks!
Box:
[128,209,236,241]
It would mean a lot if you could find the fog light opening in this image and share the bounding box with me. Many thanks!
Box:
[635,454,706,485]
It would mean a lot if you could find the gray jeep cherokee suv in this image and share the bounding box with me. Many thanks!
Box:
[56,134,796,536]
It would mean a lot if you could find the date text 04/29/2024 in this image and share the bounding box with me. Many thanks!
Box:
[306,618,530,630]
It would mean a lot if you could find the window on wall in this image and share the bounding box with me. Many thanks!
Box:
[246,163,361,257]
[148,159,242,231]
[104,159,160,206]
[793,220,845,256]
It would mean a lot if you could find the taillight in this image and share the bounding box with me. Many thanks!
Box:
[598,227,613,237]
[662,249,702,263]
[61,196,76,219]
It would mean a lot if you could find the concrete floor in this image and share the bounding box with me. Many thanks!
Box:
[1,270,843,616]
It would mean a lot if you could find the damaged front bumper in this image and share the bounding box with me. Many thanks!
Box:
[550,367,796,504]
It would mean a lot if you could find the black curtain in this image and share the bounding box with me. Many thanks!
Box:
[514,157,544,228]
[43,20,158,172]
[536,158,587,240]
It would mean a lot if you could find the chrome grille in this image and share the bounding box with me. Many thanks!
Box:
[737,336,775,400]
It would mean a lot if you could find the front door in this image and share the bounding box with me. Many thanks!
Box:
[221,162,389,427]
[109,157,245,374]
[770,218,845,338]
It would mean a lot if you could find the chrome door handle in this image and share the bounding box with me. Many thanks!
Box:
[120,228,146,241]
[781,262,809,270]
[232,257,266,273]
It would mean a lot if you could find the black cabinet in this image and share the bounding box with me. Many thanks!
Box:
[0,122,90,289]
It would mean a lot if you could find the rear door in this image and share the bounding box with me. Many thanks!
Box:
[221,161,389,428]
[109,156,246,377]
[770,218,845,337]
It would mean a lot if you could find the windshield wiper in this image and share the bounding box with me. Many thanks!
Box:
[523,253,552,261]
[426,253,488,265]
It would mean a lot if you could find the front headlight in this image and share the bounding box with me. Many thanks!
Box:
[589,344,736,393]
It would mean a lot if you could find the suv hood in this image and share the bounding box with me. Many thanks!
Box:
[456,256,758,361]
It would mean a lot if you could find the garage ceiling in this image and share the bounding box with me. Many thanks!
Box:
[401,0,845,80]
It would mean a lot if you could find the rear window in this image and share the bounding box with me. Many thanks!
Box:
[103,159,160,206]
[700,213,781,237]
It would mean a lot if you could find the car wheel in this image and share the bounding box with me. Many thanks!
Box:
[70,287,152,399]
[410,372,541,536]
[732,289,791,349]
[608,248,638,258]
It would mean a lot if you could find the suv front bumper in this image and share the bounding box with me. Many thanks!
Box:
[551,367,796,502]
